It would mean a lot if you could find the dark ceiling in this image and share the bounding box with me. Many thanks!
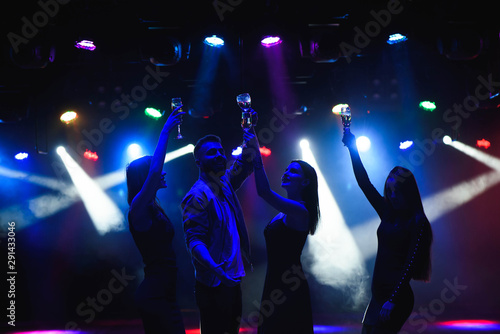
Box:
[1,0,499,153]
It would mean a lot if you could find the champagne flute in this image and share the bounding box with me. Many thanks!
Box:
[171,97,183,139]
[236,93,252,148]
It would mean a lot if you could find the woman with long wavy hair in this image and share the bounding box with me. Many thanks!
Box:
[245,127,320,334]
[126,107,185,334]
[342,130,433,334]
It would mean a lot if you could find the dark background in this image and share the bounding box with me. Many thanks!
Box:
[1,0,499,331]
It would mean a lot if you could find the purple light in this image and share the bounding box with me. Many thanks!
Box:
[75,40,96,51]
[9,331,83,334]
[261,36,282,47]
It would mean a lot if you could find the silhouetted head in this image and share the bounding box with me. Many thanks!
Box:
[193,135,227,174]
[283,160,320,235]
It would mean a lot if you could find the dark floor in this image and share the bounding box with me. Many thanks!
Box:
[4,314,500,334]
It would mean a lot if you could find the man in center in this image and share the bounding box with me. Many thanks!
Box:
[181,113,257,334]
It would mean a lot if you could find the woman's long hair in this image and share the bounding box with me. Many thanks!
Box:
[292,160,320,235]
[384,166,433,282]
[126,155,165,216]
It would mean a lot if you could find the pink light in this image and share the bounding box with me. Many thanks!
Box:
[10,331,83,334]
[261,36,282,47]
[75,40,96,51]
[437,319,500,330]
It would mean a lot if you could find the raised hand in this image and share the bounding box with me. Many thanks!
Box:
[342,129,356,148]
[163,105,185,134]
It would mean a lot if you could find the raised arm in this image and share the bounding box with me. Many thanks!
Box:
[342,130,386,218]
[129,107,184,231]
[247,128,309,230]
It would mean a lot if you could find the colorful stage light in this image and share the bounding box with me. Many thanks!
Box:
[260,146,271,157]
[75,39,96,51]
[436,319,500,330]
[331,103,350,115]
[387,33,407,44]
[56,146,124,235]
[477,139,491,149]
[83,149,98,161]
[60,111,77,124]
[204,35,224,47]
[145,107,163,119]
[419,100,437,111]
[15,152,29,160]
[399,140,413,150]
[261,36,282,47]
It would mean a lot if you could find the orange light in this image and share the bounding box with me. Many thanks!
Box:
[60,111,78,124]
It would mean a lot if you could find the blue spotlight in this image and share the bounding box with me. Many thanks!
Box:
[387,33,408,44]
[15,152,29,160]
[399,140,413,150]
[204,35,224,47]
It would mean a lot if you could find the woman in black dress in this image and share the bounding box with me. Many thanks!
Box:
[126,107,185,334]
[245,128,320,334]
[342,130,433,334]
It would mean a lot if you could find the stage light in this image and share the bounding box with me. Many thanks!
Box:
[399,140,413,150]
[127,144,143,161]
[419,101,436,111]
[477,139,491,149]
[260,146,271,157]
[300,139,368,308]
[164,144,194,163]
[56,146,125,235]
[75,40,96,51]
[261,36,282,47]
[15,152,29,160]
[299,139,310,149]
[144,107,163,119]
[331,103,350,115]
[387,33,407,44]
[356,136,371,152]
[60,111,77,124]
[232,146,242,157]
[436,320,500,330]
[443,135,453,145]
[204,35,224,47]
[83,149,98,161]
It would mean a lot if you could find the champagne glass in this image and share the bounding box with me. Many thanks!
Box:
[236,93,252,149]
[332,103,351,132]
[171,97,183,139]
[237,93,252,129]
[340,105,351,132]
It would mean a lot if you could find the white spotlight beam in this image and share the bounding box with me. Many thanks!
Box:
[57,147,125,235]
[300,139,369,308]
[448,140,500,171]
[351,170,500,260]
[1,144,196,231]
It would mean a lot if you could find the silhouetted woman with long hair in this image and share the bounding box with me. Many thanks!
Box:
[246,127,320,334]
[126,107,185,334]
[343,130,433,334]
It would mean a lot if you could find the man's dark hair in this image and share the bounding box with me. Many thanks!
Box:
[193,134,222,161]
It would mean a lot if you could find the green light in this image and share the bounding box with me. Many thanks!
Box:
[145,107,163,119]
[419,101,436,111]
